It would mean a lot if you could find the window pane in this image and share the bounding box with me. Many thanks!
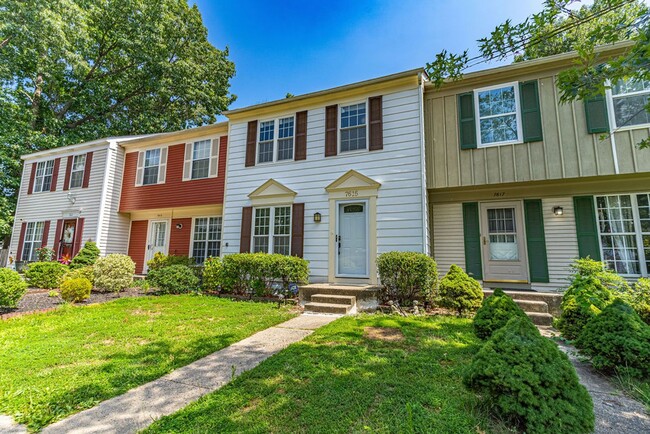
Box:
[612,79,650,96]
[145,149,161,167]
[258,141,274,163]
[193,140,211,160]
[480,114,518,144]
[254,208,270,236]
[259,121,274,142]
[340,126,367,152]
[478,86,516,117]
[596,195,640,274]
[143,166,159,185]
[253,236,269,253]
[341,103,366,128]
[143,149,160,185]
[613,94,650,127]
[278,117,294,139]
[191,159,209,179]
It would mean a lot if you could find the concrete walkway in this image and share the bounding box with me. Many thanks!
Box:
[41,314,338,434]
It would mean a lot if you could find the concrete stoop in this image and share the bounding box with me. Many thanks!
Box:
[484,289,563,327]
[300,284,380,315]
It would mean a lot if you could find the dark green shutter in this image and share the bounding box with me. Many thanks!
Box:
[520,80,543,142]
[524,199,549,283]
[584,95,610,134]
[462,202,482,279]
[573,196,602,260]
[458,92,477,149]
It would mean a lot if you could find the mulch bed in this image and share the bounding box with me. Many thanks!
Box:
[0,287,148,320]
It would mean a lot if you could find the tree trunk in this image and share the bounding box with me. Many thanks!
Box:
[32,72,43,131]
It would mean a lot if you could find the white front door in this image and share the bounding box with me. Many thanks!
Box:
[480,202,529,283]
[336,201,368,277]
[145,220,169,272]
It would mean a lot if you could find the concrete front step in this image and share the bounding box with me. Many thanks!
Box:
[514,299,549,314]
[526,312,554,326]
[311,294,356,306]
[484,289,562,316]
[300,284,379,312]
[304,301,352,315]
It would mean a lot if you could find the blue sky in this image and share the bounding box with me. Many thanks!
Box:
[193,0,546,110]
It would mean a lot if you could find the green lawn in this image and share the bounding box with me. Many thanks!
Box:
[144,314,504,434]
[0,296,296,431]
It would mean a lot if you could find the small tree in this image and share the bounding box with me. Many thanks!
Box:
[437,264,483,316]
[69,241,101,270]
[473,288,528,340]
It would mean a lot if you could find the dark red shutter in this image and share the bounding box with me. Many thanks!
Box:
[295,111,307,161]
[325,104,338,157]
[63,156,73,191]
[291,203,305,258]
[54,219,64,258]
[41,221,50,248]
[240,207,253,253]
[369,95,383,151]
[16,222,27,261]
[50,158,61,192]
[245,121,257,167]
[27,163,36,195]
[82,152,93,188]
[72,218,85,257]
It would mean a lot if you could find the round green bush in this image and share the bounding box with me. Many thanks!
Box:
[146,252,195,273]
[60,277,92,303]
[24,261,68,289]
[575,299,650,378]
[63,265,95,286]
[147,264,199,294]
[202,256,223,292]
[94,254,135,292]
[377,251,438,305]
[473,288,528,340]
[464,316,594,434]
[437,264,483,316]
[0,268,28,308]
[632,278,650,325]
[69,241,101,270]
[556,274,613,340]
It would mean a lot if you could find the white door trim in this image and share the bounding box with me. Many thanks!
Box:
[144,219,170,273]
[335,199,370,278]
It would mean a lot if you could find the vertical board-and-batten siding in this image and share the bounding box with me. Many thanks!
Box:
[424,74,650,189]
[222,88,426,282]
[430,197,579,292]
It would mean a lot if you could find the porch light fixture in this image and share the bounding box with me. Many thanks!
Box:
[313,212,322,223]
[553,206,564,216]
[176,223,183,230]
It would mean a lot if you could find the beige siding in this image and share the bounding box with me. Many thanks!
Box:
[431,202,465,276]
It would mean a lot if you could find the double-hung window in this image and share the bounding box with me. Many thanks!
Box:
[257,116,294,163]
[340,103,366,152]
[596,193,650,276]
[252,206,291,255]
[192,217,222,264]
[191,140,211,179]
[143,148,161,186]
[33,160,55,193]
[608,79,650,128]
[69,154,86,189]
[474,82,522,146]
[22,221,45,262]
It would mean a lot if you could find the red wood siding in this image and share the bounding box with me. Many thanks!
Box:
[119,137,227,212]
[169,218,192,256]
[128,220,148,274]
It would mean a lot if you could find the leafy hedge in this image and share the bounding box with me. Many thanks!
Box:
[146,252,195,273]
[465,316,594,434]
[60,277,92,303]
[377,251,438,305]
[147,264,200,294]
[473,288,528,340]
[0,268,28,308]
[202,256,222,292]
[632,278,650,325]
[438,264,483,316]
[24,262,68,289]
[69,241,100,270]
[63,266,95,286]
[94,254,135,292]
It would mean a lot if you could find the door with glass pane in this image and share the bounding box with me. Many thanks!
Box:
[145,220,169,272]
[480,202,529,283]
[336,201,368,277]
[59,219,76,260]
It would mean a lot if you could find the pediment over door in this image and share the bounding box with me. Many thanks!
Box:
[325,170,381,193]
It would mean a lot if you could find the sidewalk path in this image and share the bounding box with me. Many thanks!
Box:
[42,314,338,434]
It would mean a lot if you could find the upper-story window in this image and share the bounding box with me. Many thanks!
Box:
[69,154,86,189]
[474,82,522,147]
[33,160,55,193]
[609,79,650,128]
[252,206,291,255]
[340,103,367,152]
[257,116,294,164]
[22,221,45,262]
[191,140,211,179]
[143,148,161,185]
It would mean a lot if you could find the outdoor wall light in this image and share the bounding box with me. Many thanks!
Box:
[176,223,183,229]
[553,206,564,216]
[313,212,322,223]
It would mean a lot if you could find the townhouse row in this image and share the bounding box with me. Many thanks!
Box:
[9,44,650,290]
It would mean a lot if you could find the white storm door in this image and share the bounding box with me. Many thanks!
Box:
[145,220,169,270]
[336,201,368,277]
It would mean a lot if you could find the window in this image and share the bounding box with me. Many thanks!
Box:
[257,117,294,163]
[609,78,650,128]
[340,103,366,152]
[22,221,44,262]
[252,206,291,255]
[596,193,650,276]
[69,154,86,189]
[33,160,55,193]
[143,148,160,186]
[191,140,211,179]
[474,83,522,146]
[192,217,222,264]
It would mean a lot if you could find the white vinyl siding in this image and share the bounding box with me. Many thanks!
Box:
[69,154,86,189]
[22,221,44,262]
[33,160,55,193]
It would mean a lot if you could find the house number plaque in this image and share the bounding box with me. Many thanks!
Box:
[345,190,359,197]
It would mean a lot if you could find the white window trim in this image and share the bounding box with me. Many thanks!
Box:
[184,136,220,181]
[250,205,292,255]
[338,100,369,155]
[474,81,523,148]
[594,193,650,277]
[256,116,296,165]
[189,139,211,180]
[136,146,168,187]
[189,215,223,262]
[33,160,55,193]
[69,154,86,190]
[605,80,650,131]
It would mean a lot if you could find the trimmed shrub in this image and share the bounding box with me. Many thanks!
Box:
[219,253,309,296]
[0,268,28,308]
[202,256,223,292]
[63,266,95,286]
[147,264,199,294]
[94,254,135,292]
[69,241,101,269]
[632,278,650,325]
[24,262,68,289]
[473,288,528,340]
[556,274,613,340]
[377,251,438,305]
[465,316,594,434]
[60,277,92,303]
[575,300,650,378]
[437,264,483,316]
[570,257,632,300]
[146,252,195,273]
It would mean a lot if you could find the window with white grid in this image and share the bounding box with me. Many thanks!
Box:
[143,148,160,185]
[22,221,45,262]
[34,160,55,193]
[340,103,366,152]
[609,78,650,128]
[257,116,294,163]
[69,154,86,189]
[191,140,211,179]
[192,217,222,264]
[252,206,291,255]
[257,121,275,164]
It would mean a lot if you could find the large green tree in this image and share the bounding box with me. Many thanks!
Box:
[0,0,235,241]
